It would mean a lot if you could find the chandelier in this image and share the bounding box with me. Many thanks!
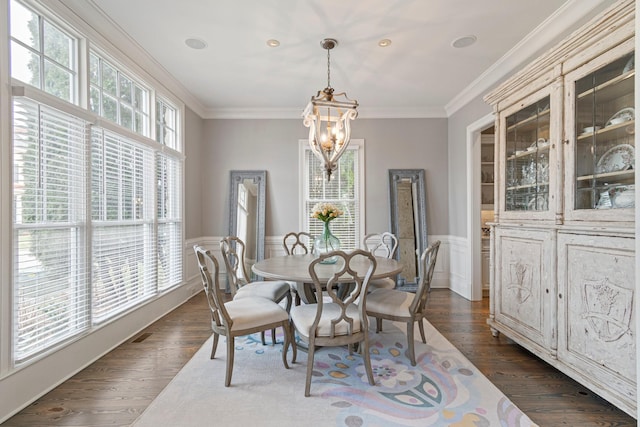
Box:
[302,38,358,181]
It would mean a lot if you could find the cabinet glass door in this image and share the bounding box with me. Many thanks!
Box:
[574,52,634,211]
[505,97,551,211]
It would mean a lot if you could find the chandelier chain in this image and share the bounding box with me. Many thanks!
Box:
[326,47,331,89]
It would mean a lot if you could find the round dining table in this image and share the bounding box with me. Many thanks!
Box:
[252,253,403,304]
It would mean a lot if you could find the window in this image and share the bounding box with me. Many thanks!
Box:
[156,154,183,290]
[9,0,77,103]
[12,97,90,362]
[90,128,156,321]
[300,140,365,251]
[89,52,150,136]
[8,2,184,364]
[155,98,177,149]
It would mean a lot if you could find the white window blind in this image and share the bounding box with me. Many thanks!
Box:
[12,97,89,363]
[91,128,156,322]
[302,142,363,251]
[156,154,182,290]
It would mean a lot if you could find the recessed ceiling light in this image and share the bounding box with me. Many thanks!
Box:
[451,35,477,48]
[378,39,392,47]
[266,39,280,47]
[185,38,208,50]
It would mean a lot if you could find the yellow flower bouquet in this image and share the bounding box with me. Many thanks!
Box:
[310,202,343,263]
[311,202,344,223]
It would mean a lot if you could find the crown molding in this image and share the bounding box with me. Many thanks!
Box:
[444,0,610,117]
[203,107,302,120]
[356,106,447,119]
[203,106,447,120]
[57,0,208,118]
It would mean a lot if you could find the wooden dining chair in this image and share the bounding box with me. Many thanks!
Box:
[362,232,399,290]
[365,240,440,366]
[282,231,314,305]
[290,249,377,396]
[220,236,292,344]
[194,245,295,387]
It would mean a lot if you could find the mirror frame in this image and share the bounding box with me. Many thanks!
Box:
[388,169,428,286]
[228,170,267,263]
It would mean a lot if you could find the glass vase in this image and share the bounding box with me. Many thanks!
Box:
[314,221,341,264]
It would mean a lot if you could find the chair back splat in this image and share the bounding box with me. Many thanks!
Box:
[362,232,399,290]
[283,231,313,255]
[220,236,250,294]
[194,245,227,330]
[412,240,440,315]
[365,240,441,366]
[290,249,377,396]
[282,231,314,305]
[363,232,398,259]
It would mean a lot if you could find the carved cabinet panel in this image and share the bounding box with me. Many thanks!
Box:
[494,227,555,351]
[557,232,635,408]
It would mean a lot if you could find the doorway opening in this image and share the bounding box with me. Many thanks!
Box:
[466,113,495,301]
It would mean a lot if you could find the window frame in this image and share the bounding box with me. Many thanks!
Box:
[11,96,91,363]
[298,139,365,251]
[9,0,79,103]
[88,50,151,137]
[155,96,178,150]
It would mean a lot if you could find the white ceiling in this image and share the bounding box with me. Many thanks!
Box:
[84,0,613,119]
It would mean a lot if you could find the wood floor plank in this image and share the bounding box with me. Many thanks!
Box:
[2,289,635,426]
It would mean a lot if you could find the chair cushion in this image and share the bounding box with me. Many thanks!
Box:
[235,280,290,302]
[290,303,362,338]
[366,288,415,318]
[224,297,289,331]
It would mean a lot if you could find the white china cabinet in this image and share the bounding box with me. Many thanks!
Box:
[484,0,636,417]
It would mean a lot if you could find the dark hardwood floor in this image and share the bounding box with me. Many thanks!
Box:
[2,289,635,426]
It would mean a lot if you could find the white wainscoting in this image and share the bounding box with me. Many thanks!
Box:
[446,235,472,299]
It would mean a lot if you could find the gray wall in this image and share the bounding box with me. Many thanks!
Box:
[184,106,205,240]
[200,117,448,238]
[447,96,493,238]
[356,118,448,236]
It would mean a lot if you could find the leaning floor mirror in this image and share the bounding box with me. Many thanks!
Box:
[228,170,266,283]
[388,169,428,291]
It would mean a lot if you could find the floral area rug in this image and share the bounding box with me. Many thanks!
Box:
[132,320,537,427]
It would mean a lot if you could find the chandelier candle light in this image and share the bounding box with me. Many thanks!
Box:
[303,38,358,181]
[311,202,343,264]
